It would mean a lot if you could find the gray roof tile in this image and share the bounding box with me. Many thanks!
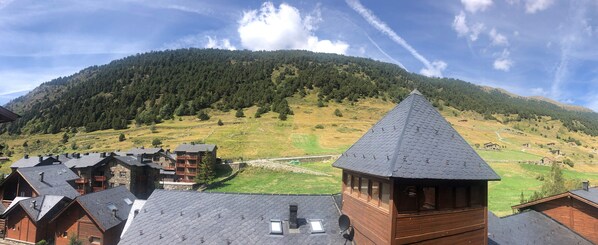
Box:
[5,195,70,222]
[113,156,160,169]
[174,143,216,153]
[11,156,60,169]
[17,164,80,199]
[570,187,598,204]
[119,190,344,245]
[488,210,592,244]
[333,90,500,180]
[76,186,136,231]
[126,147,163,156]
[63,153,110,168]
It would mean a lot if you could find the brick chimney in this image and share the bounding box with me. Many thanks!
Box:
[289,203,298,229]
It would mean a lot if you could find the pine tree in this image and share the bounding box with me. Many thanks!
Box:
[197,110,210,121]
[151,138,162,147]
[61,133,69,144]
[196,153,216,185]
[334,109,343,117]
[541,162,567,196]
[235,108,245,118]
[119,133,126,142]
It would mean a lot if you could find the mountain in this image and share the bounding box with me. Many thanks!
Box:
[3,49,598,136]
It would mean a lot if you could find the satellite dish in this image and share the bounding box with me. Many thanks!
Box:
[339,214,351,231]
[343,227,355,241]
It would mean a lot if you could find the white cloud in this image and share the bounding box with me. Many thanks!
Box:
[452,11,485,41]
[420,60,447,77]
[461,0,493,13]
[524,0,554,13]
[493,49,513,71]
[530,87,548,96]
[489,28,509,46]
[346,0,445,77]
[205,36,236,50]
[237,2,348,54]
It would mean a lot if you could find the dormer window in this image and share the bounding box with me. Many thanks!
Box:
[269,219,283,235]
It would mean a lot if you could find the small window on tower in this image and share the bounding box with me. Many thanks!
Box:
[345,173,352,193]
[420,187,436,210]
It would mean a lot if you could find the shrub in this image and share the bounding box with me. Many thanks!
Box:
[119,133,126,142]
[235,109,245,118]
[217,119,224,126]
[152,138,162,147]
[197,111,210,121]
[315,124,324,129]
[334,109,343,117]
[563,158,574,168]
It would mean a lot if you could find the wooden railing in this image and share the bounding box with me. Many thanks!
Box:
[94,176,107,182]
[75,178,88,184]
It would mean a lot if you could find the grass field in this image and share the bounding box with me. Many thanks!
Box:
[476,149,541,162]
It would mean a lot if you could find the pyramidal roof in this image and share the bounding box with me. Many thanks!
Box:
[332,89,500,180]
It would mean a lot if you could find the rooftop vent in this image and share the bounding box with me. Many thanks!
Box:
[38,155,43,162]
[24,154,29,159]
[289,203,298,229]
[270,219,283,235]
[309,219,325,233]
[108,203,118,218]
[30,200,37,209]
[100,152,106,158]
[583,181,590,191]
[39,172,44,182]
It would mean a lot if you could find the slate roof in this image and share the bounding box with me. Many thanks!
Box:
[4,195,70,222]
[126,147,163,156]
[11,156,60,169]
[121,199,147,238]
[17,164,80,199]
[63,153,110,168]
[174,143,216,153]
[113,156,161,169]
[119,190,344,245]
[570,187,598,204]
[488,210,592,245]
[332,90,500,180]
[75,186,136,231]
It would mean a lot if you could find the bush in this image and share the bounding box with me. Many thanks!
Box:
[334,109,343,117]
[197,111,210,121]
[235,109,245,118]
[119,133,126,142]
[563,158,574,168]
[279,112,288,121]
[315,124,324,129]
[152,138,162,147]
[36,240,49,245]
[217,119,224,126]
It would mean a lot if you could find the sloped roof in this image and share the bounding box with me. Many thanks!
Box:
[113,156,161,169]
[4,195,70,222]
[11,156,60,169]
[174,143,216,153]
[75,186,136,231]
[570,187,598,204]
[121,199,147,238]
[333,90,500,180]
[513,187,598,210]
[17,164,80,199]
[126,147,163,156]
[488,210,592,245]
[63,153,110,168]
[119,190,344,245]
[0,106,19,123]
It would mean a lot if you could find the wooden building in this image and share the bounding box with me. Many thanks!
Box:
[512,182,598,243]
[124,147,177,182]
[483,142,501,150]
[3,195,70,244]
[333,90,500,245]
[173,143,217,182]
[64,153,160,199]
[51,187,135,245]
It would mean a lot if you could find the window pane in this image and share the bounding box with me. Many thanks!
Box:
[351,176,359,194]
[345,174,352,193]
[455,187,468,208]
[420,187,436,210]
[371,181,380,205]
[438,186,454,210]
[380,182,390,210]
[360,177,369,200]
[397,185,417,212]
[470,185,481,206]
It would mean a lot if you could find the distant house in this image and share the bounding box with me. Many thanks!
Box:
[10,154,61,171]
[484,142,501,150]
[174,143,217,182]
[550,149,561,155]
[568,142,578,147]
[547,142,556,146]
[51,187,136,245]
[2,195,71,244]
[332,90,500,244]
[458,119,468,122]
[0,106,19,124]
[119,191,344,245]
[124,147,176,182]
[63,152,160,199]
[522,143,531,148]
[512,182,598,243]
[540,157,555,165]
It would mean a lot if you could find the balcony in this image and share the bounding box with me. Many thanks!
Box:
[75,178,88,184]
[186,164,197,168]
[76,189,86,195]
[163,166,175,171]
[94,176,107,182]
[176,163,186,168]
[92,186,107,192]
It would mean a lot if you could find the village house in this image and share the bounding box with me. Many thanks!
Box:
[63,152,160,199]
[522,143,531,148]
[2,195,71,244]
[540,156,557,165]
[173,143,217,182]
[512,181,598,243]
[51,187,136,245]
[332,90,500,244]
[547,142,556,146]
[483,142,501,150]
[118,190,344,244]
[123,147,177,182]
[10,154,61,171]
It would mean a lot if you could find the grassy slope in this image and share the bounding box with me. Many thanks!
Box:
[2,93,598,215]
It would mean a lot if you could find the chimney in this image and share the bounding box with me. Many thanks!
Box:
[38,155,43,162]
[24,154,29,159]
[166,149,171,154]
[582,181,590,191]
[30,200,36,209]
[39,172,44,182]
[64,153,69,158]
[56,155,59,160]
[137,155,143,163]
[289,203,298,229]
[100,152,106,158]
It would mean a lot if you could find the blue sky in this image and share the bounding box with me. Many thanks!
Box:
[1,0,597,111]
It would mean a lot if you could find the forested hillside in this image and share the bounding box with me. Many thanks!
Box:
[3,49,598,136]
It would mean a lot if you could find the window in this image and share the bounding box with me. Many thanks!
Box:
[270,220,283,235]
[90,236,101,244]
[345,174,352,193]
[380,182,390,210]
[470,185,482,206]
[309,219,325,233]
[438,186,454,210]
[120,171,126,177]
[397,185,417,212]
[420,187,436,210]
[455,187,468,208]
[351,176,358,194]
[359,177,369,200]
[371,181,380,205]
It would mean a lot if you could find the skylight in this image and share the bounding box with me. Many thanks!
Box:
[124,198,133,205]
[309,219,325,233]
[270,219,283,235]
